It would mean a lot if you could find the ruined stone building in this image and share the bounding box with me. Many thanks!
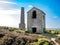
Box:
[19,7,45,33]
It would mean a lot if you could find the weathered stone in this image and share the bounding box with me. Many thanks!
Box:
[19,7,25,30]
[27,7,45,33]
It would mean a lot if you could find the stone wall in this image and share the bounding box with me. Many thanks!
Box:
[27,7,45,33]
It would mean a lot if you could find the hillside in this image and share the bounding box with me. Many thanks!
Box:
[0,26,60,45]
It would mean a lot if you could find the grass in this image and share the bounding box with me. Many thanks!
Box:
[45,30,60,34]
[0,26,60,45]
[31,38,53,45]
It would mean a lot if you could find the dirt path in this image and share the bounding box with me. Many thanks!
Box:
[51,38,59,45]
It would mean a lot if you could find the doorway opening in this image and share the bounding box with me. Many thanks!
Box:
[32,27,36,33]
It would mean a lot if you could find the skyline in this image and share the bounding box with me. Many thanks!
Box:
[0,0,60,28]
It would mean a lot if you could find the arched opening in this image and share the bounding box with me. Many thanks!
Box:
[32,10,36,18]
[32,27,36,33]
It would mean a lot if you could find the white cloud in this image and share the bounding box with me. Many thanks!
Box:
[0,0,17,10]
[0,0,20,28]
[0,9,20,28]
[0,15,16,27]
[0,1,17,4]
[0,0,20,27]
[0,9,20,15]
[53,16,58,19]
[28,5,33,8]
[0,7,4,10]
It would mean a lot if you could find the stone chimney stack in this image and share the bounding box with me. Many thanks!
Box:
[19,7,25,30]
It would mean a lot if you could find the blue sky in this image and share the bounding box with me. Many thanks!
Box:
[0,0,60,28]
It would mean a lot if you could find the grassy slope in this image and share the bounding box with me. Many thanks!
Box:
[0,26,60,45]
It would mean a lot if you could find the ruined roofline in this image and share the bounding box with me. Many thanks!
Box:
[27,7,46,15]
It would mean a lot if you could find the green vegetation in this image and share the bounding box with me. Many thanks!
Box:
[45,30,60,34]
[0,26,60,45]
[25,30,33,33]
[31,38,53,45]
[0,26,25,33]
[25,30,42,34]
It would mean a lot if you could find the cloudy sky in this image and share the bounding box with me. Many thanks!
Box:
[0,0,60,28]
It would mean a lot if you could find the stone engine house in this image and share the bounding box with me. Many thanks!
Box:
[27,7,45,33]
[19,7,45,33]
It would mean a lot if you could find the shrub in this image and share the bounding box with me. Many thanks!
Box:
[39,40,53,45]
[31,38,53,45]
[0,34,5,38]
[25,30,33,33]
[14,30,22,33]
[9,29,14,32]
